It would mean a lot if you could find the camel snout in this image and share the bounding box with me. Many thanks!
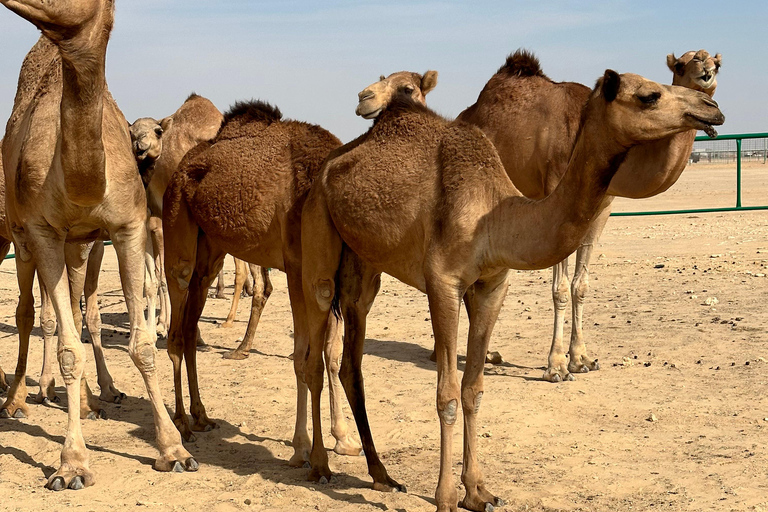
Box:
[358,90,375,102]
[702,97,718,109]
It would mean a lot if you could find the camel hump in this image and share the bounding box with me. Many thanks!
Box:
[497,49,547,78]
[222,100,283,126]
[184,92,201,103]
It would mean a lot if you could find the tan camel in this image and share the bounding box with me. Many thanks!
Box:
[0,150,9,393]
[457,49,721,381]
[300,72,723,511]
[162,99,362,462]
[1,0,195,490]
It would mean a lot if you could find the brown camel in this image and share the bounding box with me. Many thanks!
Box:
[300,73,723,511]
[456,49,721,381]
[162,99,362,461]
[1,0,195,490]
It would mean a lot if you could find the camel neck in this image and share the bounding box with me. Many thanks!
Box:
[57,33,108,206]
[491,120,627,271]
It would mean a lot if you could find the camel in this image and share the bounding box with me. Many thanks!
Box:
[299,72,723,511]
[456,49,722,381]
[162,99,364,461]
[1,0,195,490]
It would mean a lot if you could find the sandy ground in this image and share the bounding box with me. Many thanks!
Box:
[0,163,767,512]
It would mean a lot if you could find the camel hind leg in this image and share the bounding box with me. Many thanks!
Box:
[0,238,9,392]
[220,257,247,328]
[543,258,573,382]
[36,274,59,404]
[224,264,273,360]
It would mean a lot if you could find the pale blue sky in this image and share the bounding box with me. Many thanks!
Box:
[0,1,763,142]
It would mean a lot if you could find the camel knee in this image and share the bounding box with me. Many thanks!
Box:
[462,389,483,415]
[312,279,335,311]
[40,317,56,337]
[168,261,194,291]
[552,275,570,309]
[58,344,86,383]
[571,272,589,303]
[129,333,158,373]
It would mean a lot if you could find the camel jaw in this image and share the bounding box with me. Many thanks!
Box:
[685,113,723,139]
[356,105,383,120]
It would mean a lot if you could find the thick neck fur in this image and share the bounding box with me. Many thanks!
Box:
[57,15,111,206]
[492,98,628,270]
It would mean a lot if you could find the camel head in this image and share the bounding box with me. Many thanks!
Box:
[355,70,438,119]
[0,0,115,44]
[667,50,721,96]
[594,70,724,147]
[129,117,172,164]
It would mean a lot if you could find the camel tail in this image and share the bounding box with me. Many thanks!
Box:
[331,246,344,321]
[498,49,547,78]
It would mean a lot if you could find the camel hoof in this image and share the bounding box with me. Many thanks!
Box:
[373,480,407,493]
[318,476,328,485]
[223,350,248,361]
[565,373,576,381]
[52,395,61,403]
[550,373,561,383]
[86,410,107,420]
[13,409,27,419]
[49,477,65,491]
[69,476,85,490]
[485,351,503,365]
[303,461,311,469]
[171,461,184,473]
[218,322,234,329]
[0,409,10,419]
[185,457,199,472]
[214,292,226,300]
[592,360,600,371]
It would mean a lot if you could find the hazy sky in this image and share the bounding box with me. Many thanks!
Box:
[0,1,763,143]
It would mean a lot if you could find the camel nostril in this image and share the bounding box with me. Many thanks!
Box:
[358,90,374,102]
[703,97,718,108]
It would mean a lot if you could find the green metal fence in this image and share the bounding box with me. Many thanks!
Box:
[611,132,768,217]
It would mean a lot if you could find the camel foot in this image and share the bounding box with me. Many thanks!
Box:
[223,348,249,360]
[485,351,503,365]
[173,416,197,443]
[333,435,363,457]
[568,357,599,374]
[99,386,126,404]
[218,321,235,329]
[41,396,61,406]
[542,366,574,383]
[156,323,168,339]
[46,466,95,491]
[308,465,332,483]
[1,394,30,419]
[85,409,107,420]
[460,485,505,512]
[154,446,198,473]
[214,291,227,300]
[191,417,217,432]
[372,475,407,493]
[196,336,207,348]
[35,387,59,405]
[288,449,310,468]
[0,407,27,419]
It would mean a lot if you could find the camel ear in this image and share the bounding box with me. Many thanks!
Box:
[666,53,677,73]
[713,53,722,69]
[159,116,173,134]
[421,70,438,96]
[379,74,386,81]
[601,69,620,102]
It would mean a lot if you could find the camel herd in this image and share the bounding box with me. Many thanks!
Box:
[0,2,725,511]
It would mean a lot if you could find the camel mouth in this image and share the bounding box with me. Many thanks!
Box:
[695,73,716,89]
[356,103,383,119]
[685,112,724,139]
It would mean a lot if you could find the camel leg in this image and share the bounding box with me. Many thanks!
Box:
[0,239,9,392]
[144,226,159,347]
[0,257,36,419]
[337,249,404,490]
[184,233,225,432]
[568,206,611,375]
[164,198,200,442]
[149,216,169,337]
[300,191,343,482]
[459,274,508,512]
[224,265,273,360]
[243,264,254,296]
[36,275,59,404]
[543,259,573,383]
[425,271,464,512]
[83,241,124,403]
[220,257,247,328]
[64,243,105,420]
[111,221,196,473]
[214,267,226,299]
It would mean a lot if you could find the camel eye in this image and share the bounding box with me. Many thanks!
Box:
[403,86,415,94]
[154,127,163,137]
[638,92,660,105]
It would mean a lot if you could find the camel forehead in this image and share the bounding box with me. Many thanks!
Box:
[377,71,422,90]
[678,50,716,67]
[130,118,161,135]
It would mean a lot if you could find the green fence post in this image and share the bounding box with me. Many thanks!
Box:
[736,138,742,208]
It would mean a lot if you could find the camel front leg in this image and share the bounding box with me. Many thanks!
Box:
[144,226,159,346]
[425,272,464,512]
[149,216,169,337]
[224,264,273,360]
[112,221,196,473]
[83,241,124,403]
[184,234,225,433]
[214,267,226,299]
[543,259,573,383]
[567,205,611,375]
[337,249,404,491]
[1,257,36,419]
[36,274,59,404]
[459,274,508,512]
[220,257,247,328]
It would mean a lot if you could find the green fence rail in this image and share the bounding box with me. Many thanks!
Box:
[611,132,768,217]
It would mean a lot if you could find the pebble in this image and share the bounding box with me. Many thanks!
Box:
[647,414,658,422]
[704,297,719,306]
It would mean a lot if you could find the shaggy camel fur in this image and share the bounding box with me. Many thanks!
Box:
[1,0,194,490]
[162,100,362,462]
[457,49,721,381]
[300,73,723,511]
